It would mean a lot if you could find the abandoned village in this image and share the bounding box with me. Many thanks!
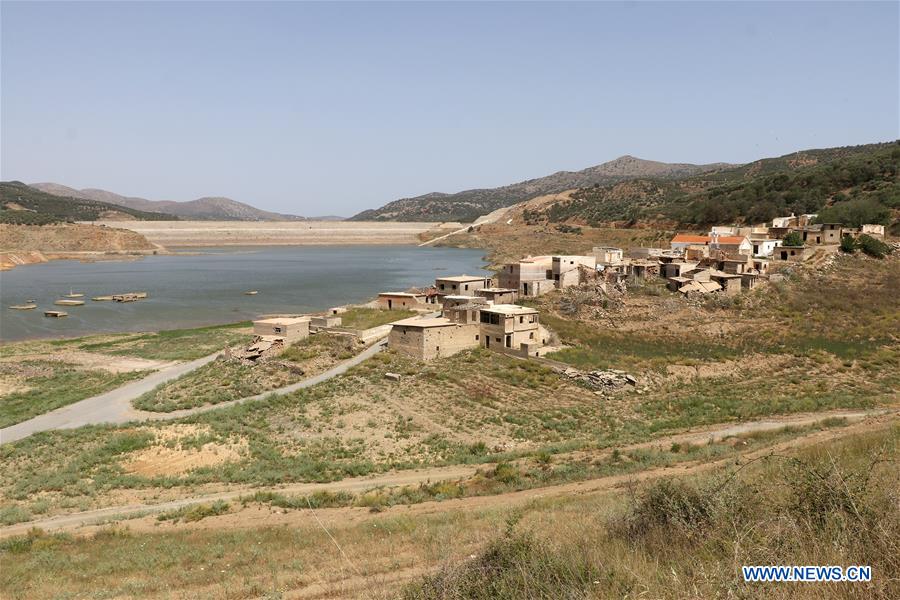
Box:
[247,214,887,363]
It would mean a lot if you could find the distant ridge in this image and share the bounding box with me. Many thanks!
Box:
[350,155,735,222]
[29,183,307,221]
[1,181,178,224]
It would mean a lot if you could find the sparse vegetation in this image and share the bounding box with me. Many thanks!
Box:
[339,307,415,330]
[0,361,146,428]
[133,333,364,412]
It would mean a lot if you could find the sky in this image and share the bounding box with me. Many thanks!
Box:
[2,1,898,217]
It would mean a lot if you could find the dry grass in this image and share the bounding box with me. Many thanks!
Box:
[2,422,895,599]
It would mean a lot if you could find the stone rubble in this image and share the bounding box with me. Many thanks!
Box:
[557,366,637,390]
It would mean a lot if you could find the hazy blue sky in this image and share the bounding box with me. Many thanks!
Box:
[2,1,898,216]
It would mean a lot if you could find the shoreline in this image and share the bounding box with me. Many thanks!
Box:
[1,244,490,344]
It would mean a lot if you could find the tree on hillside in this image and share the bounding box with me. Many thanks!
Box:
[783,231,804,246]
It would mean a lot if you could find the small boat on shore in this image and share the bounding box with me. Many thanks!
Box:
[54,299,85,306]
[8,303,37,310]
[44,310,68,318]
[244,290,259,295]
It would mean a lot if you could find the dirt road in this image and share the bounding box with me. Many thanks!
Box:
[3,408,890,538]
[418,206,512,247]
[0,338,388,445]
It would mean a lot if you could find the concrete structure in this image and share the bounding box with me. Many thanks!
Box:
[749,237,783,257]
[310,315,342,328]
[497,256,555,297]
[377,292,428,310]
[593,246,624,265]
[709,272,743,296]
[475,287,518,304]
[662,261,699,279]
[478,304,541,351]
[434,275,493,297]
[861,224,885,238]
[552,255,597,288]
[252,316,311,342]
[388,317,479,360]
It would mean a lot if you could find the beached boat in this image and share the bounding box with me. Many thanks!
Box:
[244,290,259,295]
[54,299,85,306]
[92,295,114,301]
[44,310,68,318]
[8,303,37,310]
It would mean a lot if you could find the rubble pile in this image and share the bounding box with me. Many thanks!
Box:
[558,281,627,318]
[224,336,283,363]
[557,366,637,390]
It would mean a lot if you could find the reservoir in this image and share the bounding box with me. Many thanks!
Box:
[0,245,490,342]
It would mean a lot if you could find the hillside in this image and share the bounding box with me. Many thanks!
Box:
[0,181,178,224]
[528,141,900,230]
[350,156,734,223]
[30,183,307,222]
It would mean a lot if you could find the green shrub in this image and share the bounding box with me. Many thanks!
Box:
[857,234,892,259]
[840,233,857,253]
[783,231,804,247]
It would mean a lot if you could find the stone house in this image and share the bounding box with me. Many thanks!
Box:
[388,317,480,360]
[775,245,813,262]
[252,316,311,342]
[377,292,429,310]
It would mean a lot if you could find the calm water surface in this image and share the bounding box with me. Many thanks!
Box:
[0,246,489,342]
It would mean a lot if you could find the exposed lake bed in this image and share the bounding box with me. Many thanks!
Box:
[0,245,489,341]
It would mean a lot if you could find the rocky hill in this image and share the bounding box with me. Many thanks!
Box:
[30,183,306,221]
[528,141,899,230]
[1,181,178,224]
[350,156,734,222]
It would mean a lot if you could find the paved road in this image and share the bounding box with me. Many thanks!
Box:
[0,338,387,444]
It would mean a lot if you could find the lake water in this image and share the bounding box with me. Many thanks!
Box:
[0,246,490,342]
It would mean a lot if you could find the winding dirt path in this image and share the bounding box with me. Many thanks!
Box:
[2,407,891,539]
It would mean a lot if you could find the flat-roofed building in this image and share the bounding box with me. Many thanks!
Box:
[252,316,311,342]
[475,287,518,304]
[377,292,428,310]
[552,255,597,288]
[387,316,479,360]
[497,256,555,297]
[478,304,541,352]
[593,246,624,265]
[434,275,493,297]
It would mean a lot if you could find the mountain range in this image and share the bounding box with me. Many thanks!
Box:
[349,156,736,222]
[29,183,311,221]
